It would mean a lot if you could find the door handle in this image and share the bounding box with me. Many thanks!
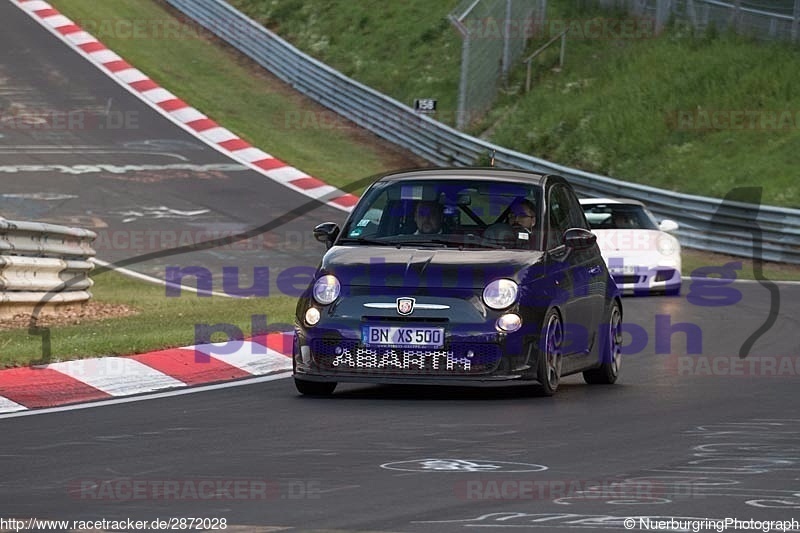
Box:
[588,265,603,276]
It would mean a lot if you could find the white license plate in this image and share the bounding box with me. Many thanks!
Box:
[362,326,444,349]
[610,264,637,274]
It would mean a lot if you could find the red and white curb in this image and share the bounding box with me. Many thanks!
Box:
[13,0,360,212]
[2,1,359,412]
[0,333,293,413]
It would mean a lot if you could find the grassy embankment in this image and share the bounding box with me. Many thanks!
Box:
[2,0,796,367]
[231,0,800,208]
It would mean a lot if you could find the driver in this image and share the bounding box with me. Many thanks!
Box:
[414,201,444,234]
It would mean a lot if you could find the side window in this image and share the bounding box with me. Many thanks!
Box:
[547,185,571,249]
[564,187,590,230]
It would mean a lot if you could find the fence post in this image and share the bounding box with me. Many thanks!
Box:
[502,0,512,84]
[449,13,470,130]
[730,0,742,32]
[458,33,471,129]
[655,0,672,33]
[686,0,698,30]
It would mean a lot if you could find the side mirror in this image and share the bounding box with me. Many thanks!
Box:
[564,227,597,250]
[313,222,340,249]
[659,219,679,232]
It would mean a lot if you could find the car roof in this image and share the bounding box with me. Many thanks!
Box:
[579,197,646,207]
[376,167,549,186]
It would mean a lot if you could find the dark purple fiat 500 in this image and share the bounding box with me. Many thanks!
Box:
[293,168,622,396]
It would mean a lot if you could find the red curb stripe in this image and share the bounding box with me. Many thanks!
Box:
[267,333,294,357]
[130,79,159,92]
[158,98,189,112]
[33,7,58,17]
[330,194,360,208]
[130,349,249,386]
[55,24,81,35]
[0,368,110,409]
[220,138,251,151]
[79,41,106,53]
[290,177,326,190]
[186,118,218,132]
[249,333,293,358]
[103,60,133,73]
[253,158,286,171]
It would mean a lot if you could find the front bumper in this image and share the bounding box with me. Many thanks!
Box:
[293,324,538,385]
[610,266,681,294]
[293,372,536,388]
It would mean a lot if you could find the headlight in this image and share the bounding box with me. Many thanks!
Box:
[483,279,518,310]
[312,275,340,305]
[657,234,680,256]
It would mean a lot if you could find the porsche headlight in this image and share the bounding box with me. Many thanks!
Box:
[657,234,680,256]
[483,279,518,310]
[312,275,340,305]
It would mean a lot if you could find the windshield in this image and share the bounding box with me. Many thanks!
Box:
[339,179,544,250]
[582,203,660,230]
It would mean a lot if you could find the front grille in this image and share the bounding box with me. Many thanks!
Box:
[363,316,449,323]
[613,274,643,285]
[310,339,500,375]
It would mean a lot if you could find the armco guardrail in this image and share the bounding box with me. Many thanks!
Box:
[0,217,96,318]
[166,0,800,264]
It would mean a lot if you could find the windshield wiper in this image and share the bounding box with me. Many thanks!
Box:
[337,237,395,246]
[339,237,461,248]
[396,238,456,248]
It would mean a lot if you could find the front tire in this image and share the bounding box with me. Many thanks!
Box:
[295,378,337,396]
[583,300,622,385]
[535,309,563,396]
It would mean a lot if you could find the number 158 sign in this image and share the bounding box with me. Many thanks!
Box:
[414,98,437,114]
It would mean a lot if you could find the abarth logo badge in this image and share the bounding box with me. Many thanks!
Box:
[397,297,415,316]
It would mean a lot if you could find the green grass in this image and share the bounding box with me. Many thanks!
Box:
[489,2,800,206]
[0,270,297,368]
[10,0,793,368]
[682,248,800,282]
[228,0,800,207]
[228,0,463,123]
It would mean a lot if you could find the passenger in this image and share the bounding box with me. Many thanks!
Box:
[508,198,537,232]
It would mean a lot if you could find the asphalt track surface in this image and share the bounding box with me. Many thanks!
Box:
[0,0,347,291]
[2,2,799,531]
[2,287,799,532]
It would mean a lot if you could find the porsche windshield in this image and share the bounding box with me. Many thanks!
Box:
[582,203,659,230]
[339,179,544,250]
